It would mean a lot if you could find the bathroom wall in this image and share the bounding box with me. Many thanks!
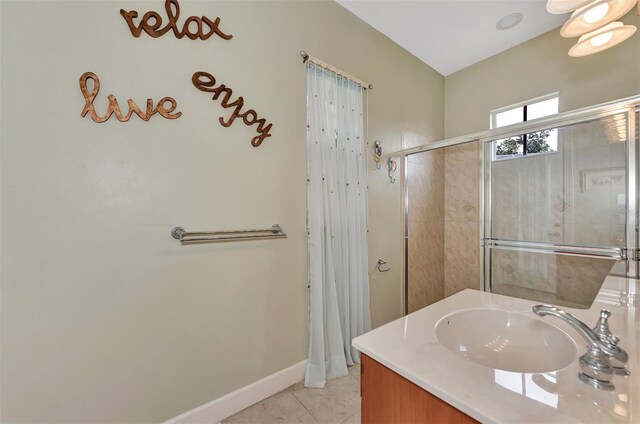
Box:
[444,11,640,138]
[0,1,444,422]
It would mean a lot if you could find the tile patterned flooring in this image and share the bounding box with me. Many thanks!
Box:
[223,365,361,424]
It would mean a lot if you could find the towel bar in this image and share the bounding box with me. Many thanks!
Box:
[171,224,286,244]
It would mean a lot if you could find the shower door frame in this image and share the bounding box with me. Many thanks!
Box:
[401,95,640,314]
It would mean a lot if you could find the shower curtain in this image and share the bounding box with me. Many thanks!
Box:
[304,62,371,388]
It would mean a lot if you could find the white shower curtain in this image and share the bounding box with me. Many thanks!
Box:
[304,62,371,388]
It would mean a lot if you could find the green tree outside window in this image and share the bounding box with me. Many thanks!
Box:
[496,129,552,156]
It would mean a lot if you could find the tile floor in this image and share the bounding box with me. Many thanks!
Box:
[223,365,361,424]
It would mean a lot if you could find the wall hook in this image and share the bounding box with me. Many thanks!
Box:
[377,259,391,272]
[387,157,397,184]
[373,140,382,170]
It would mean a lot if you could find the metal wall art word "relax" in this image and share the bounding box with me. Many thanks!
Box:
[120,0,233,41]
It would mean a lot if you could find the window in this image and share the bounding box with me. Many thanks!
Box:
[490,93,559,160]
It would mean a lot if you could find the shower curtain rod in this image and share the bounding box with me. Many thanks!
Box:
[300,51,373,90]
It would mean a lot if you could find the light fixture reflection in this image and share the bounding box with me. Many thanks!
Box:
[561,0,638,38]
[601,113,627,143]
[494,370,559,408]
[569,22,637,57]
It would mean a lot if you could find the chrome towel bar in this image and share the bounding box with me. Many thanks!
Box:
[171,224,287,244]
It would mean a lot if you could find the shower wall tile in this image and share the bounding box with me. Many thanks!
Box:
[492,249,557,294]
[407,149,445,313]
[444,144,480,223]
[444,219,479,264]
[444,219,480,296]
[407,220,444,312]
[444,143,481,298]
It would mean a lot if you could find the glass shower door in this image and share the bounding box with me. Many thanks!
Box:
[484,110,637,308]
[405,142,481,313]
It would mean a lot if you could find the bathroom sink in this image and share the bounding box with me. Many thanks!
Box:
[435,308,578,373]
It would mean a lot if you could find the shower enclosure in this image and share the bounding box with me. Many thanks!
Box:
[404,96,639,312]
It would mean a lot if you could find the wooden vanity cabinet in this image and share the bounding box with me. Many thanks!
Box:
[360,354,478,424]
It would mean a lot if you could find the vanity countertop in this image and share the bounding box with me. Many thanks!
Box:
[352,281,638,423]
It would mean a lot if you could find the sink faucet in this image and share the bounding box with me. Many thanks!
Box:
[532,305,629,390]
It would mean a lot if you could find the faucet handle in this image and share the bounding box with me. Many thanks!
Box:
[592,309,629,375]
[593,309,614,341]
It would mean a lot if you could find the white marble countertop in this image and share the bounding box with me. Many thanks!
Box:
[352,279,638,423]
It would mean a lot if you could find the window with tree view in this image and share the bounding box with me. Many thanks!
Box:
[491,94,559,160]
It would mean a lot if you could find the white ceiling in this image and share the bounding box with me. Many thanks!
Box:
[336,0,569,76]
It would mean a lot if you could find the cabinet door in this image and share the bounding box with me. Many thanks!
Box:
[361,354,477,424]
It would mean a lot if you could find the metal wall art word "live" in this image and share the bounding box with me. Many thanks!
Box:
[120,0,233,41]
[79,72,182,123]
[192,71,273,147]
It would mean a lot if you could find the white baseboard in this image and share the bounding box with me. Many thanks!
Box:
[164,360,307,424]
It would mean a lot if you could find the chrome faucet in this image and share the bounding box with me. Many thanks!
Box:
[532,305,629,390]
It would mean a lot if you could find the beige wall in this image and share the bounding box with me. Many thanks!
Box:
[367,72,444,328]
[444,11,640,138]
[0,1,444,422]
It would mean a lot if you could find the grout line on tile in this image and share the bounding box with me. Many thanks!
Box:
[287,386,320,424]
[339,409,360,424]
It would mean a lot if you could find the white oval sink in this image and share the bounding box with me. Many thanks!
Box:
[435,308,578,373]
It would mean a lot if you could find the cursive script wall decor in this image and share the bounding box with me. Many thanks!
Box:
[192,71,273,147]
[79,72,182,123]
[120,0,232,41]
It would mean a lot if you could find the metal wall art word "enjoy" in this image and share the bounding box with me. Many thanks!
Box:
[192,71,273,147]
